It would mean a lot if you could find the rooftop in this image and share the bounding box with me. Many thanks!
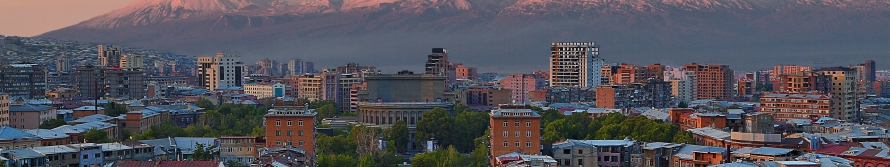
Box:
[24,129,70,139]
[688,127,731,140]
[8,104,54,112]
[0,126,40,140]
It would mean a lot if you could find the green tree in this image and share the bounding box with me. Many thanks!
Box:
[316,104,339,122]
[39,119,68,129]
[678,101,689,108]
[318,154,357,167]
[196,98,216,110]
[673,131,695,144]
[410,146,469,167]
[226,161,250,167]
[317,134,357,156]
[468,130,490,167]
[384,120,410,153]
[84,129,110,143]
[453,111,489,152]
[192,143,216,160]
[415,108,455,148]
[884,105,890,109]
[105,102,129,117]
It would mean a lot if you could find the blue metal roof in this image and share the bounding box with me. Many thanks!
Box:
[0,126,39,140]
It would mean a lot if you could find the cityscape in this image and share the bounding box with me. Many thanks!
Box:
[2,0,890,167]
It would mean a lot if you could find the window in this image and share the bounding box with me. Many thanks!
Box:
[298,120,304,126]
[276,130,281,136]
[276,120,281,126]
[287,130,292,136]
[578,149,583,154]
[578,159,583,166]
[563,149,571,154]
[515,141,520,147]
[515,131,520,137]
[526,131,531,137]
[503,121,508,127]
[514,121,520,127]
[298,140,304,146]
[526,121,531,127]
[83,155,88,159]
[526,141,531,147]
[95,153,100,158]
[287,120,292,126]
[299,130,304,136]
[503,131,508,137]
[276,141,281,146]
[503,141,508,147]
[286,140,292,146]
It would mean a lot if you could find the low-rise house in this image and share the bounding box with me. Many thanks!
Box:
[219,136,262,165]
[31,145,79,167]
[138,137,217,160]
[638,142,683,167]
[25,129,71,146]
[120,141,156,160]
[2,148,46,167]
[99,143,134,164]
[551,140,598,167]
[67,143,104,167]
[152,103,204,128]
[0,126,41,150]
[671,144,727,167]
[53,121,117,143]
[494,152,558,167]
[122,106,170,134]
[8,104,56,129]
[257,147,309,167]
[731,147,799,162]
[71,106,104,120]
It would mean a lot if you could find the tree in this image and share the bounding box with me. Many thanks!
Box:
[39,119,68,129]
[193,143,216,160]
[318,154,357,167]
[415,108,455,148]
[384,120,410,153]
[884,105,890,110]
[84,129,110,143]
[226,161,250,167]
[317,134,357,156]
[468,130,490,167]
[673,131,695,144]
[316,104,339,122]
[678,101,689,108]
[453,111,489,152]
[105,102,128,117]
[409,146,469,167]
[196,98,216,110]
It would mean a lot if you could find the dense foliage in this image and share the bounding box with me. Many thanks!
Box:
[39,119,68,129]
[105,102,129,117]
[415,105,489,153]
[539,108,682,143]
[84,129,110,143]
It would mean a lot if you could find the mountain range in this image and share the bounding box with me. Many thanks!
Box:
[38,0,890,72]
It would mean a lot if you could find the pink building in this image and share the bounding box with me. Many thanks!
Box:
[454,63,478,80]
[499,74,546,103]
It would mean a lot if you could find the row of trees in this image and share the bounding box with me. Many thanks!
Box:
[538,107,692,144]
[316,125,404,167]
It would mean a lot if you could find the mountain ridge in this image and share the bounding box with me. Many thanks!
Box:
[38,0,890,72]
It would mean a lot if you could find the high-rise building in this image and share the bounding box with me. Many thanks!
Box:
[75,65,106,99]
[0,93,9,126]
[489,105,541,159]
[264,108,316,156]
[770,65,811,80]
[288,59,303,76]
[297,74,323,101]
[119,54,144,69]
[97,45,122,67]
[864,60,876,82]
[596,80,672,109]
[774,71,831,93]
[683,63,733,100]
[56,57,70,73]
[302,61,314,74]
[760,92,830,122]
[549,42,603,88]
[0,64,47,99]
[338,74,362,112]
[425,48,456,88]
[105,68,147,99]
[499,74,546,103]
[454,86,512,107]
[816,67,859,121]
[601,65,617,85]
[197,52,244,90]
[454,63,477,80]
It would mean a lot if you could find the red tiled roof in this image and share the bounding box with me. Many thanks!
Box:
[814,145,850,155]
[112,160,220,167]
[858,149,882,157]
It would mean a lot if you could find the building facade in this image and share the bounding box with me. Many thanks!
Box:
[197,52,244,90]
[0,93,8,126]
[119,54,144,69]
[425,48,456,88]
[244,83,286,99]
[760,93,830,122]
[596,80,672,109]
[816,67,859,121]
[264,108,316,156]
[105,68,147,99]
[8,104,56,129]
[683,63,733,100]
[775,71,831,93]
[500,74,546,103]
[0,64,47,99]
[98,45,122,67]
[75,65,106,99]
[549,42,603,88]
[489,105,541,158]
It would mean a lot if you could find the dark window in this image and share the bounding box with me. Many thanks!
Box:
[563,149,571,154]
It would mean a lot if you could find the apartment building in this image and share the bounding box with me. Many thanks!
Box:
[549,42,603,88]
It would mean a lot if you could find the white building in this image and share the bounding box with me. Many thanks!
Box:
[671,71,697,103]
[120,54,144,69]
[288,59,303,76]
[197,52,244,90]
[244,83,286,99]
[549,42,603,88]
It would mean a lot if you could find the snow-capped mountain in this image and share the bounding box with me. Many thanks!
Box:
[38,0,890,72]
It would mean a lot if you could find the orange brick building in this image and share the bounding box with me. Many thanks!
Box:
[669,108,726,131]
[774,71,831,93]
[489,105,541,165]
[264,108,316,156]
[760,92,831,122]
[683,64,733,100]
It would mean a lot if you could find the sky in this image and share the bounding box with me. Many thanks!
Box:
[0,0,138,37]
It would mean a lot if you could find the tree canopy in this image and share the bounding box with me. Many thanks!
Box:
[84,129,110,143]
[39,119,68,129]
[542,112,681,143]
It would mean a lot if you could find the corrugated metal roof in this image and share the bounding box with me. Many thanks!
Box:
[8,104,54,112]
[0,126,39,140]
[24,129,70,139]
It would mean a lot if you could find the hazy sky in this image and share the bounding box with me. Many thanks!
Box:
[0,0,138,37]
